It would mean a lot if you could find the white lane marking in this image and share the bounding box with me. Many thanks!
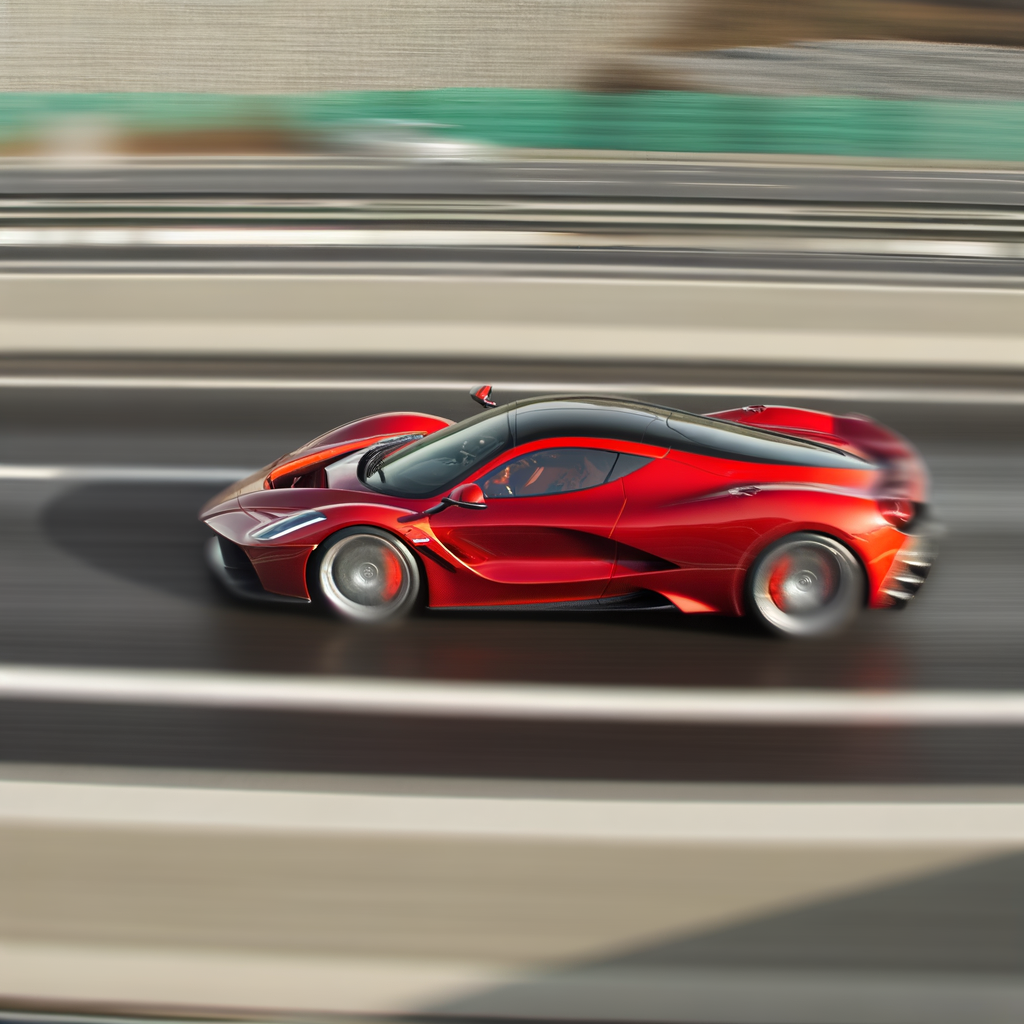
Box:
[2,664,1024,726]
[0,465,251,483]
[0,227,559,247]
[0,778,1021,844]
[2,226,1024,258]
[0,376,1021,405]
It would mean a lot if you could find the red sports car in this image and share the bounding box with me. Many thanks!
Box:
[200,387,937,637]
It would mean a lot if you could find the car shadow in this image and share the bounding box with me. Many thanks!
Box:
[40,481,269,609]
[428,850,1024,1023]
[430,605,756,637]
[39,481,911,690]
[40,481,753,632]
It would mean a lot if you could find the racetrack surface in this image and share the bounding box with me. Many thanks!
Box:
[5,109,1024,1024]
[2,358,1023,1021]
[1,361,1021,783]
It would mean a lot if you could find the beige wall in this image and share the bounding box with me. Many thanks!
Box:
[0,1,675,92]
[2,275,1024,369]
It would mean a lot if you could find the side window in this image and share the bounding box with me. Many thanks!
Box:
[481,448,619,498]
[607,452,652,483]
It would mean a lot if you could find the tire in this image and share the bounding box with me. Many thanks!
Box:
[747,532,865,638]
[313,526,422,623]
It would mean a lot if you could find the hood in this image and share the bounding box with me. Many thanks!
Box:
[200,409,453,519]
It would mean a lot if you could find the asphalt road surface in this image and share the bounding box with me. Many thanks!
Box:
[1,360,1021,784]
[4,155,1024,206]
[2,357,1022,1023]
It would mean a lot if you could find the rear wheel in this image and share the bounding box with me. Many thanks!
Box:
[314,527,422,623]
[747,532,864,638]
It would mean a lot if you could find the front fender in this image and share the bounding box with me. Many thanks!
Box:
[207,499,454,600]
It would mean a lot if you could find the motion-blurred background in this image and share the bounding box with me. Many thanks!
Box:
[1,3,1023,1023]
[7,0,1024,156]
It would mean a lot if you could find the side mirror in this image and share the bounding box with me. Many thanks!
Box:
[417,482,487,518]
[447,483,487,508]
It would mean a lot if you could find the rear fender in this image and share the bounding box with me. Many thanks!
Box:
[613,485,901,616]
[708,405,839,436]
[708,405,928,502]
[730,490,905,613]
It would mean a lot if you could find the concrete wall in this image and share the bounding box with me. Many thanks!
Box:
[3,275,1023,369]
[0,1,676,92]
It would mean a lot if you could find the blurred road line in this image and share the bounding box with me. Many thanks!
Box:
[1,376,1022,405]
[5,261,1024,288]
[2,226,1024,263]
[0,464,251,482]
[5,664,1024,726]
[1,775,1023,844]
[5,196,1024,266]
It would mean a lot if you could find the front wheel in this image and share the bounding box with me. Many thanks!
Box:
[314,527,422,623]
[747,532,865,638]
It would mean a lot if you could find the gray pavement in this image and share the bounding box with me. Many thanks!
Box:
[0,366,1021,781]
[434,849,1024,1023]
[1,361,1022,1022]
[2,821,1008,1020]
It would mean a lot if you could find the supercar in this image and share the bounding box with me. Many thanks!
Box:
[200,386,938,637]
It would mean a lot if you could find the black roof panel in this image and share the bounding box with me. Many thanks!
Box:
[510,396,871,470]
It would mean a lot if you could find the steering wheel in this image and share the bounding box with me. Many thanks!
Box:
[459,434,501,464]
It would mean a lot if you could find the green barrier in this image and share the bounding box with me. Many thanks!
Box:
[2,90,1024,160]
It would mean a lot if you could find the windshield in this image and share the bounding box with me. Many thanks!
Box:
[363,407,512,497]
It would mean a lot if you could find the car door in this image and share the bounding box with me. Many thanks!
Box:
[609,449,756,614]
[429,446,627,604]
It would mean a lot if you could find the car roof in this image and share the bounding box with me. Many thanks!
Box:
[510,396,666,445]
[502,395,870,470]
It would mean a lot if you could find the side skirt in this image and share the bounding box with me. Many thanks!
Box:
[431,592,677,614]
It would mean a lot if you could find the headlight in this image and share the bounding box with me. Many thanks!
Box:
[251,510,327,541]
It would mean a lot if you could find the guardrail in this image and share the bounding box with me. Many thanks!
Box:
[3,198,1024,260]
